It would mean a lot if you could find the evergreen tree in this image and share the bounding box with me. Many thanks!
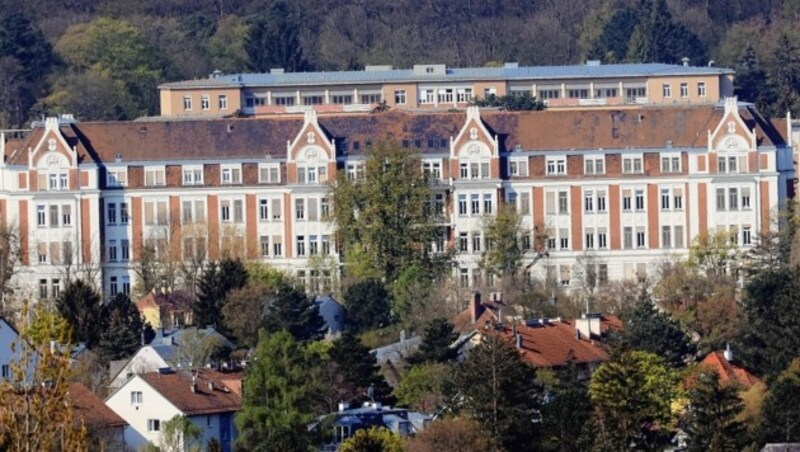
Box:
[235,330,316,451]
[625,0,706,64]
[770,33,800,115]
[343,279,392,332]
[329,332,393,404]
[685,372,748,451]
[760,358,800,442]
[589,351,678,450]
[622,291,694,367]
[55,279,103,346]
[262,283,325,342]
[735,269,800,380]
[734,43,772,111]
[245,1,309,72]
[95,294,146,361]
[540,361,594,452]
[450,334,542,450]
[408,317,458,364]
[194,258,247,331]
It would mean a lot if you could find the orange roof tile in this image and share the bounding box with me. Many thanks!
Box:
[69,383,127,429]
[491,320,612,368]
[694,351,761,389]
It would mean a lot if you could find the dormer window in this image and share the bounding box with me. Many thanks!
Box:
[182,166,204,185]
[107,168,128,187]
[221,165,242,184]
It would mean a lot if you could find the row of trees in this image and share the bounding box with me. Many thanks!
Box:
[3,0,800,127]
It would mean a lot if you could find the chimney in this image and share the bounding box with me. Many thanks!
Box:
[681,57,690,67]
[470,291,482,323]
[338,402,349,412]
[723,343,733,362]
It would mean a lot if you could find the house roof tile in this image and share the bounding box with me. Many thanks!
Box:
[694,351,761,389]
[69,383,127,429]
[139,369,243,416]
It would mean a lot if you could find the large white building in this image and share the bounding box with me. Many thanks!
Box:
[0,97,792,299]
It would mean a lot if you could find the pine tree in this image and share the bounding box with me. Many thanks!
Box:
[759,358,800,442]
[541,361,594,452]
[262,283,325,342]
[55,279,103,346]
[770,33,800,115]
[194,258,248,331]
[95,294,146,361]
[408,318,458,364]
[622,290,694,367]
[235,330,316,451]
[685,372,748,451]
[329,332,393,404]
[450,334,542,450]
[245,1,309,72]
[343,279,392,332]
[734,43,772,111]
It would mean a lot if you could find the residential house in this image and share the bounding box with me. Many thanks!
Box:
[135,292,193,329]
[690,345,762,390]
[70,382,127,450]
[105,368,242,452]
[0,317,18,382]
[109,326,233,390]
[311,402,431,450]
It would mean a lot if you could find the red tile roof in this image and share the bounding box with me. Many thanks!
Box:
[69,383,127,429]
[139,369,243,416]
[4,105,788,166]
[489,318,617,368]
[694,351,761,389]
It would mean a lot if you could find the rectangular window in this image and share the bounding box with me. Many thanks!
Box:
[37,243,47,264]
[598,228,608,249]
[260,236,270,257]
[259,199,269,221]
[458,233,468,252]
[121,240,130,261]
[558,191,569,214]
[107,203,117,224]
[183,96,192,110]
[322,235,331,255]
[584,191,594,212]
[182,167,203,185]
[729,188,739,211]
[680,82,688,98]
[597,190,607,212]
[742,187,751,209]
[107,169,127,187]
[635,190,645,211]
[394,90,406,104]
[108,240,117,261]
[546,158,567,175]
[661,189,670,210]
[508,159,529,177]
[662,83,671,98]
[259,164,281,183]
[271,199,282,220]
[584,157,605,175]
[331,95,353,104]
[147,419,160,432]
[37,205,46,226]
[622,189,632,211]
[273,96,295,106]
[470,194,480,215]
[585,229,595,249]
[559,228,569,250]
[636,228,646,248]
[131,391,142,405]
[546,191,556,215]
[456,88,473,103]
[623,157,643,174]
[272,235,282,256]
[49,205,59,227]
[1,364,9,379]
[233,199,244,223]
[716,188,726,211]
[661,156,681,173]
[662,226,672,248]
[144,168,165,187]
[220,200,231,222]
[483,193,493,214]
[674,225,684,248]
[295,199,305,220]
[743,226,752,245]
[296,235,305,256]
[519,192,530,215]
[623,227,633,249]
[698,82,706,97]
[221,165,242,184]
[673,188,683,210]
[471,233,481,253]
[361,93,381,104]
[200,95,210,110]
[559,265,571,286]
[218,95,228,110]
[303,95,323,105]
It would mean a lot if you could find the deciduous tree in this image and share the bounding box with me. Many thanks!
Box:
[405,417,500,452]
[339,427,403,452]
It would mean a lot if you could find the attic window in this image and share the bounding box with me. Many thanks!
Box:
[48,139,56,152]
[441,139,447,148]
[352,141,360,151]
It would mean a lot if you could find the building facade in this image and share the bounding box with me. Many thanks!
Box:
[159,62,735,118]
[0,98,792,300]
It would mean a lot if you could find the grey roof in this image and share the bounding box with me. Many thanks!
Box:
[160,63,734,89]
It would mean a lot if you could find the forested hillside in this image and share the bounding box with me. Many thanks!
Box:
[1,0,799,126]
